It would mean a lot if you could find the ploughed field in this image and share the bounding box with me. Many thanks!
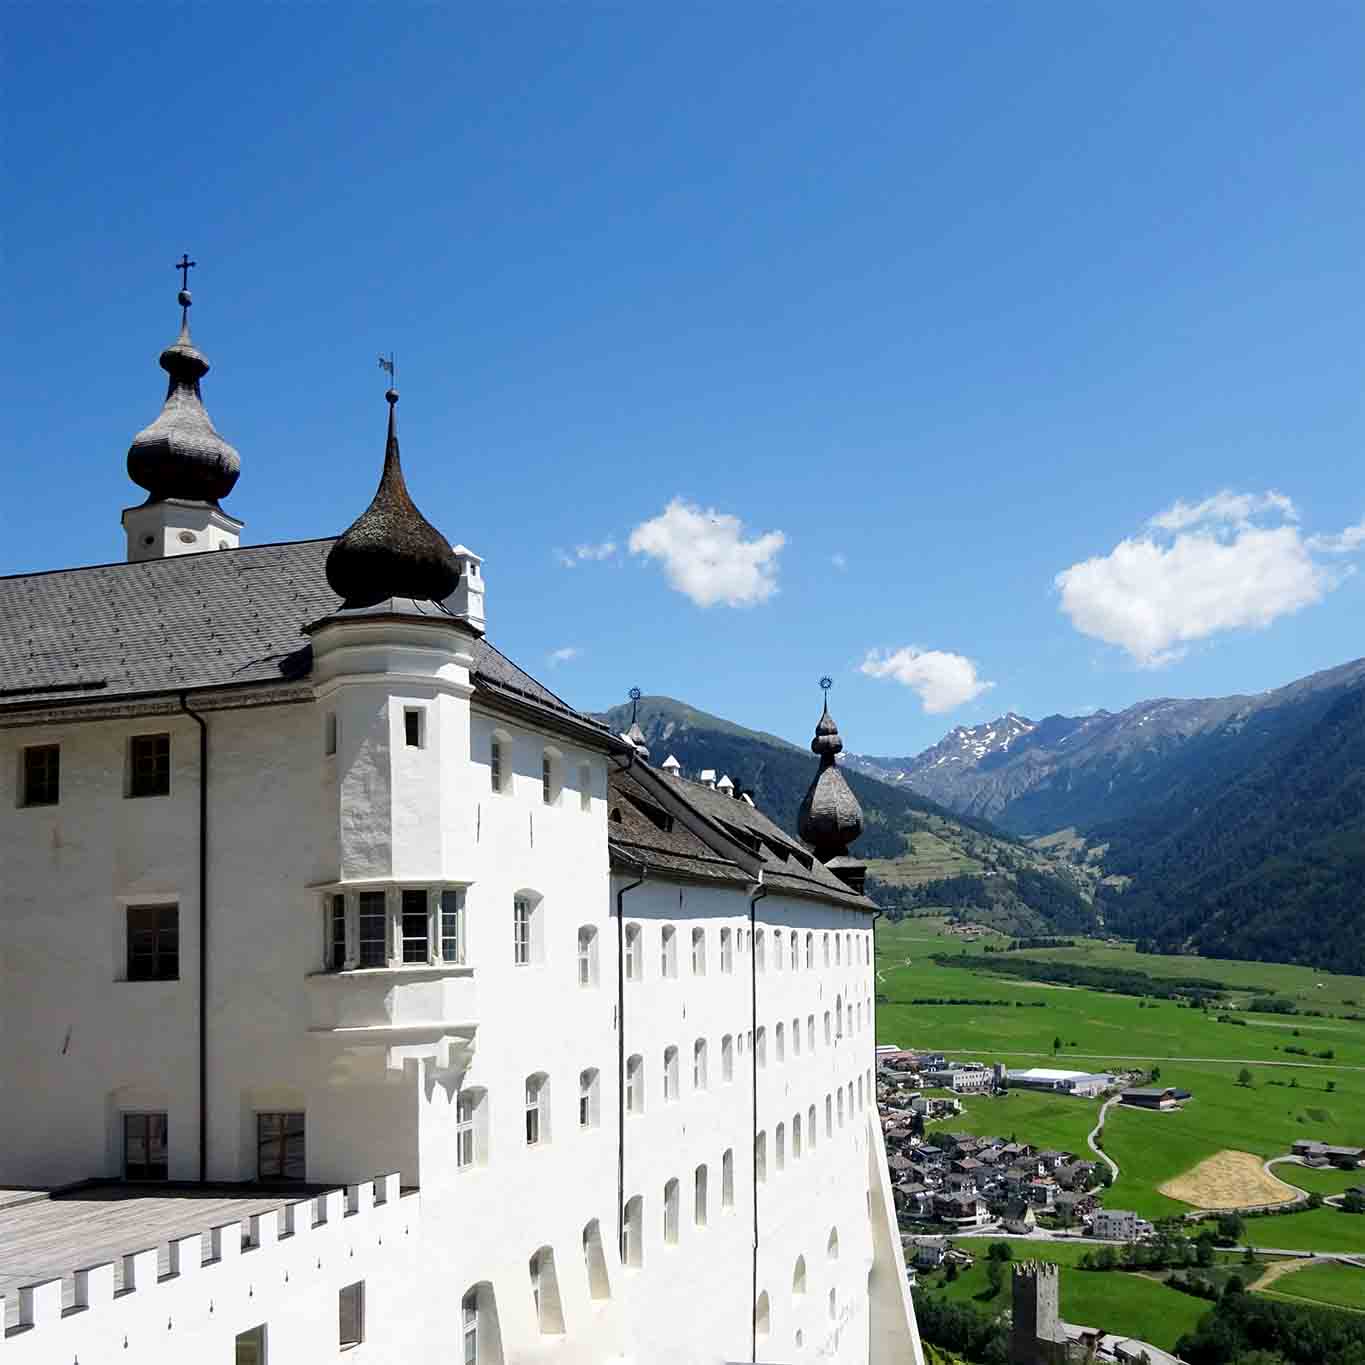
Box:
[876,918,1365,1246]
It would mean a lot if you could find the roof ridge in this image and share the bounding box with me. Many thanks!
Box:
[0,537,338,583]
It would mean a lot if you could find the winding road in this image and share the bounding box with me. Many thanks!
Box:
[1087,1093,1121,1180]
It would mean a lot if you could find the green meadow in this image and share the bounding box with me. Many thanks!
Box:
[1281,1164,1365,1196]
[876,918,1365,1250]
[1259,1260,1365,1313]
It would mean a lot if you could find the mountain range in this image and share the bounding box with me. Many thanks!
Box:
[848,657,1365,973]
[596,696,1095,935]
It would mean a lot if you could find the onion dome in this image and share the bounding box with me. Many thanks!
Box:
[325,389,461,610]
[797,692,863,861]
[623,721,651,762]
[127,286,241,504]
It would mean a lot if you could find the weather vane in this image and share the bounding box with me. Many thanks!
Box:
[629,686,642,724]
[175,253,196,291]
[820,675,833,693]
[378,353,397,390]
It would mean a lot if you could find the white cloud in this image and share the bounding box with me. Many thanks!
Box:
[860,647,996,714]
[556,539,618,568]
[1056,492,1361,668]
[548,646,582,666]
[628,498,786,608]
[831,552,848,571]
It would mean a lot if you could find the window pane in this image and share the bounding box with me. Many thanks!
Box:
[23,745,59,806]
[357,892,387,966]
[129,733,170,797]
[124,1112,168,1181]
[127,905,178,981]
[401,889,429,963]
[329,895,346,970]
[404,709,422,747]
[441,891,463,963]
[339,1282,364,1347]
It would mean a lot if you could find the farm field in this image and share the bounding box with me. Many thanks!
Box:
[1278,1164,1365,1196]
[919,1239,1211,1350]
[876,918,1365,1250]
[1257,1259,1365,1312]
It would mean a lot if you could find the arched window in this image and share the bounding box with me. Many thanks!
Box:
[579,1069,600,1128]
[754,929,766,973]
[792,1017,801,1057]
[776,1022,785,1064]
[660,925,677,978]
[837,1089,844,1127]
[808,1103,817,1150]
[823,1011,832,1046]
[691,927,706,976]
[541,749,562,806]
[663,1046,679,1102]
[828,1287,837,1321]
[525,1073,549,1146]
[823,932,831,967]
[755,1131,767,1184]
[461,1282,503,1365]
[513,892,544,966]
[806,932,814,969]
[624,924,642,982]
[722,1149,735,1207]
[721,1034,734,1083]
[857,1075,863,1112]
[622,1196,644,1267]
[755,1027,767,1070]
[825,1094,833,1138]
[793,1256,807,1295]
[720,927,733,973]
[694,1164,708,1227]
[790,933,799,971]
[775,1122,785,1172]
[577,926,599,987]
[693,1038,708,1090]
[755,1291,771,1341]
[773,930,783,972]
[582,1220,610,1300]
[578,762,592,814]
[663,1178,680,1244]
[828,1227,840,1260]
[835,934,842,966]
[626,1054,644,1115]
[456,1087,488,1169]
[793,1112,803,1159]
[835,995,844,1040]
[807,1015,815,1052]
[489,732,509,794]
[856,1001,862,1033]
[529,1247,563,1333]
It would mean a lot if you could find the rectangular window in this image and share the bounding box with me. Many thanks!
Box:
[525,1078,543,1145]
[722,1149,734,1208]
[542,755,553,804]
[123,1111,168,1181]
[720,928,732,974]
[328,894,347,971]
[324,712,337,756]
[626,1056,643,1114]
[514,897,532,966]
[357,891,387,967]
[403,708,424,748]
[400,889,429,963]
[235,1324,267,1365]
[625,926,641,982]
[456,1091,478,1168]
[490,737,503,792]
[22,744,59,806]
[339,1281,364,1348]
[440,890,464,964]
[126,904,178,981]
[128,733,170,798]
[257,1111,305,1182]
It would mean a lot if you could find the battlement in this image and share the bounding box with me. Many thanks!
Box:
[1,1174,413,1361]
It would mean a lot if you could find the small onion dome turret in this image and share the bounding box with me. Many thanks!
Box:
[622,722,651,762]
[324,389,461,610]
[127,289,241,504]
[797,699,863,861]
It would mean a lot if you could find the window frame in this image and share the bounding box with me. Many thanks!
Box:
[339,1281,365,1349]
[21,743,59,807]
[123,1110,168,1181]
[126,903,179,982]
[256,1110,306,1183]
[624,923,643,982]
[691,927,706,976]
[626,1054,644,1115]
[579,1068,600,1129]
[525,1073,549,1146]
[720,927,733,974]
[577,925,598,987]
[127,732,171,799]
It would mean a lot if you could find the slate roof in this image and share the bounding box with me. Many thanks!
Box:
[607,768,750,885]
[659,771,875,909]
[0,539,613,743]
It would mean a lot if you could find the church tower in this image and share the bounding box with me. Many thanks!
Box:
[797,680,867,891]
[122,257,243,561]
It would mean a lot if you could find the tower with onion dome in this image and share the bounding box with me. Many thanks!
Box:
[122,256,244,560]
[797,677,867,891]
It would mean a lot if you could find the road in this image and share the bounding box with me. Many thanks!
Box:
[923,1048,1364,1072]
[1087,1094,1121,1180]
[952,1226,1365,1262]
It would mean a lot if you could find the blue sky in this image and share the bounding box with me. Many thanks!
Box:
[4,4,1362,756]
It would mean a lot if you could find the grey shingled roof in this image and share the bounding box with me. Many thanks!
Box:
[0,538,611,741]
[608,768,750,884]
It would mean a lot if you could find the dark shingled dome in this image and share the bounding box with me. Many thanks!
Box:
[127,293,241,505]
[797,702,863,861]
[325,391,460,610]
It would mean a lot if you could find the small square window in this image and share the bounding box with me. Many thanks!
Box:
[127,904,179,981]
[339,1281,365,1348]
[403,708,424,748]
[257,1111,305,1182]
[128,733,170,798]
[21,744,59,806]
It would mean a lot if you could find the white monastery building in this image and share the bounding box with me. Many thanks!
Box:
[0,278,923,1364]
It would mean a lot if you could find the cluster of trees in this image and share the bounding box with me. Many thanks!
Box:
[876,869,1095,934]
[1175,1291,1365,1364]
[898,996,1047,1008]
[1077,1225,1218,1272]
[1005,936,1076,950]
[932,952,1232,1000]
[910,1291,1009,1364]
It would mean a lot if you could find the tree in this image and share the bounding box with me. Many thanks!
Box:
[1053,1035,1062,1056]
[1308,1192,1324,1209]
[1216,1212,1244,1243]
[1343,1191,1365,1214]
[1238,1067,1254,1087]
[1327,1080,1337,1093]
[987,1242,1012,1263]
[1150,1065,1161,1084]
[944,1259,959,1283]
[986,1259,1003,1296]
[1243,1242,1258,1265]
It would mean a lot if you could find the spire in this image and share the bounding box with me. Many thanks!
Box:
[126,258,241,505]
[621,686,651,761]
[325,388,461,610]
[797,677,864,862]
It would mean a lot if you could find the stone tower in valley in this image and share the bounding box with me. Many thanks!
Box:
[1010,1262,1071,1365]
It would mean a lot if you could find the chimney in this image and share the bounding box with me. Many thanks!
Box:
[449,545,486,633]
[717,774,735,797]
[661,754,682,778]
[699,769,717,790]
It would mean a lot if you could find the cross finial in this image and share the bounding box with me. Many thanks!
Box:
[175,253,196,290]
[628,686,642,723]
[820,675,833,694]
